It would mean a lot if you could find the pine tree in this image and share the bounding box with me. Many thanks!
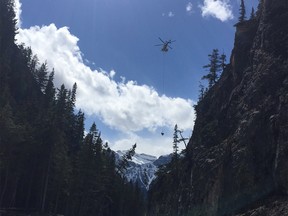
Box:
[239,0,246,22]
[19,46,39,78]
[202,49,221,89]
[256,0,263,18]
[250,7,255,19]
[44,70,56,107]
[75,123,100,216]
[68,82,77,111]
[220,52,226,71]
[36,62,49,91]
[117,143,137,178]
[172,124,179,161]
[198,82,207,101]
[0,0,17,55]
[71,110,85,153]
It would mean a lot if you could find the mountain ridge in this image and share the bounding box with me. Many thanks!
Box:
[115,150,172,191]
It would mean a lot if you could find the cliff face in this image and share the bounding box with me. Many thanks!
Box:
[188,0,288,214]
[148,0,288,215]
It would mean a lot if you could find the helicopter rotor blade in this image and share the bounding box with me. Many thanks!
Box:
[155,44,163,46]
[168,45,173,49]
[159,37,165,43]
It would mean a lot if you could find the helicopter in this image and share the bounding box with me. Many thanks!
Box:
[155,37,175,52]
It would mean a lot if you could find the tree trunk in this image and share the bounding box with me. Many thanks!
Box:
[41,151,52,213]
[0,166,9,207]
[25,158,35,211]
[54,186,60,214]
[9,175,20,208]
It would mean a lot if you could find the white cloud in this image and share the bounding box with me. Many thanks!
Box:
[112,133,173,157]
[162,12,175,18]
[168,11,175,17]
[14,0,22,28]
[111,128,190,157]
[109,70,116,79]
[16,24,195,134]
[14,0,195,156]
[186,2,193,14]
[199,0,234,22]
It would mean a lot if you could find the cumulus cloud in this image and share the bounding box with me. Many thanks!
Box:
[186,2,193,15]
[16,24,195,134]
[14,0,195,155]
[199,0,234,22]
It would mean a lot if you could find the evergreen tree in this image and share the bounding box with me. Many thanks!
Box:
[256,0,263,18]
[198,82,207,101]
[239,0,246,22]
[36,62,49,91]
[220,52,226,71]
[71,110,85,153]
[199,49,226,100]
[172,124,179,161]
[44,70,56,107]
[18,46,39,78]
[148,125,185,215]
[202,49,221,89]
[75,123,101,216]
[117,143,137,178]
[250,7,255,19]
[0,0,17,56]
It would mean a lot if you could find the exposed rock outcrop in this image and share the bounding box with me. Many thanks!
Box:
[148,0,288,215]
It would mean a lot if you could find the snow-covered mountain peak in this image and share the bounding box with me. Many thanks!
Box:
[116,150,157,165]
[115,150,171,191]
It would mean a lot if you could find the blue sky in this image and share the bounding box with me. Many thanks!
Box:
[15,0,258,156]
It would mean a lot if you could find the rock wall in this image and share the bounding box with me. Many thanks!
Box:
[148,0,288,215]
[188,0,288,214]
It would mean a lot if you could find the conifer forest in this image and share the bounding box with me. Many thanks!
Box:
[0,1,145,215]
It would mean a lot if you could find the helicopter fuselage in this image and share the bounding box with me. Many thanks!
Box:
[161,44,169,52]
[156,38,175,52]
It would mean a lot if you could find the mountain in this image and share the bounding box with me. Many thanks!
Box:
[116,151,172,191]
[148,0,288,215]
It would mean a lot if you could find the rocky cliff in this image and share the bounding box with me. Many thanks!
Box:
[148,0,288,215]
